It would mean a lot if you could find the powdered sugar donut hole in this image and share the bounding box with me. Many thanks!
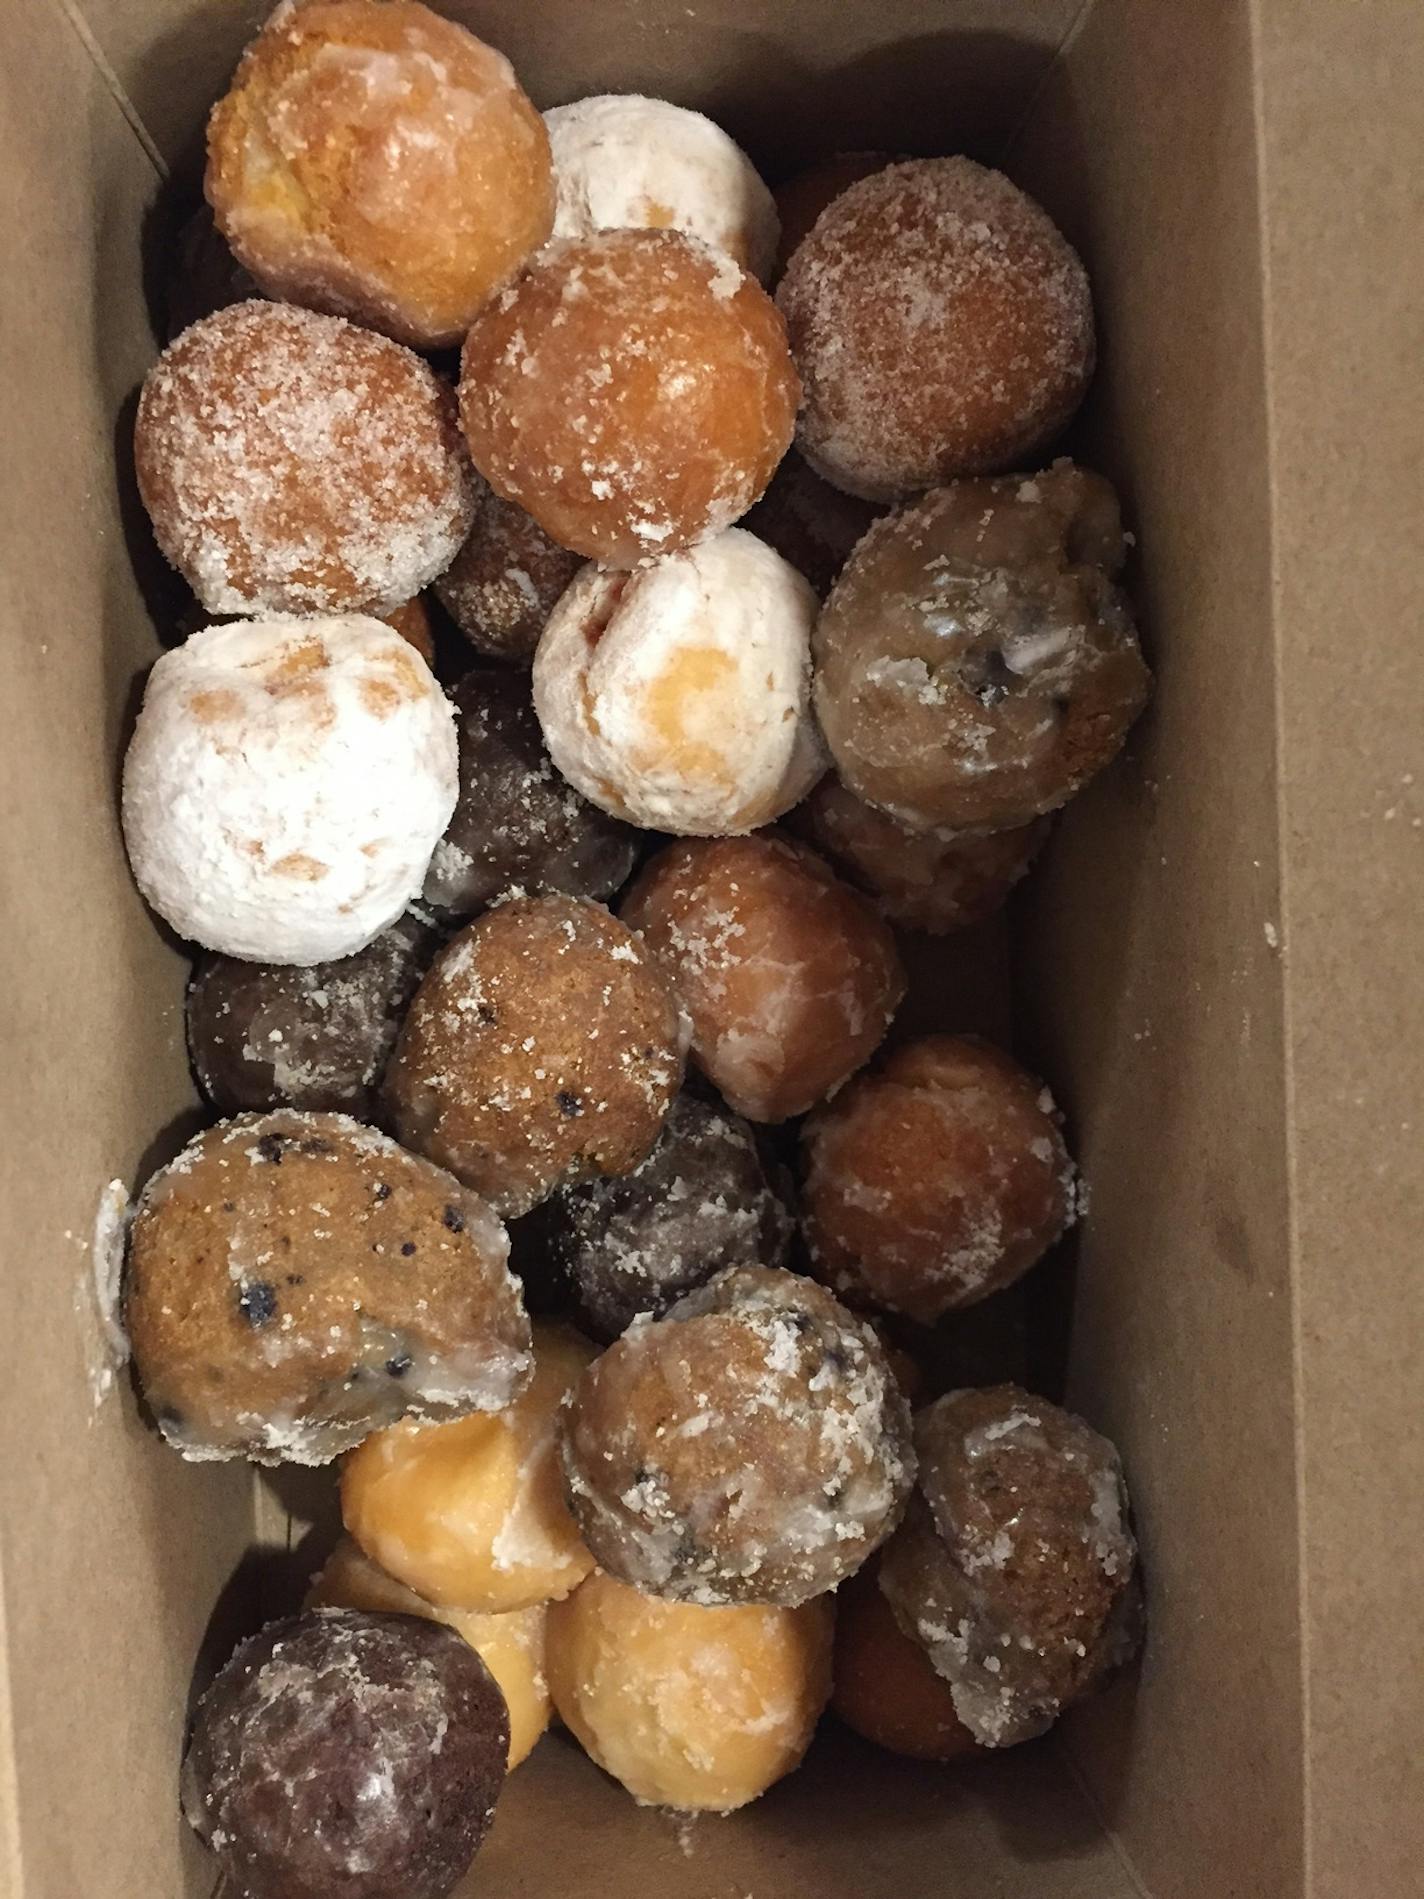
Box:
[533,530,824,835]
[776,158,1094,500]
[135,302,476,616]
[122,616,457,964]
[545,94,779,283]
[801,1035,1076,1323]
[205,0,555,349]
[560,1264,916,1606]
[459,230,800,566]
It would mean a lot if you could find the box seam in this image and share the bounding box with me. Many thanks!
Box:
[42,0,168,178]
[998,0,1097,165]
[1246,4,1311,1895]
[0,1541,26,1899]
[1053,1732,1154,1899]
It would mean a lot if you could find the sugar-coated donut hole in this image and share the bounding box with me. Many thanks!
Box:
[812,460,1151,833]
[801,1036,1076,1323]
[560,1265,916,1606]
[790,778,1051,935]
[181,1609,508,1899]
[831,1563,981,1762]
[772,151,889,279]
[532,531,825,837]
[135,301,475,617]
[545,94,779,282]
[307,1537,551,1770]
[546,1568,833,1811]
[777,156,1094,500]
[385,893,684,1217]
[459,229,799,566]
[205,0,555,349]
[342,1324,597,1614]
[621,833,905,1123]
[879,1387,1141,1748]
[120,615,458,964]
[125,1111,531,1466]
[187,911,440,1118]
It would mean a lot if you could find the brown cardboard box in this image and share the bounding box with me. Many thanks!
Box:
[1,1,1420,1895]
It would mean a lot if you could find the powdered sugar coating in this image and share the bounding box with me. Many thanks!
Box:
[125,1111,531,1466]
[546,1568,832,1811]
[205,0,554,349]
[560,1264,916,1606]
[122,616,458,964]
[435,483,583,666]
[386,893,684,1218]
[802,1036,1076,1322]
[545,94,779,284]
[879,1386,1141,1747]
[814,459,1150,832]
[776,157,1094,500]
[459,229,799,566]
[791,777,1049,934]
[531,1092,794,1342]
[182,1609,507,1899]
[423,670,639,918]
[135,301,475,616]
[533,530,825,836]
[622,834,905,1123]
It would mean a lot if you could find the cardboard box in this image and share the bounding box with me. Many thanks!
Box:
[2,1,1419,1894]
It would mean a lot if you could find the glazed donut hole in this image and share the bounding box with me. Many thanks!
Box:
[134,301,475,618]
[791,776,1051,935]
[121,615,457,965]
[777,156,1094,500]
[546,1568,833,1812]
[831,1563,981,1762]
[527,1091,795,1343]
[187,910,440,1118]
[458,228,800,566]
[879,1386,1142,1748]
[385,893,684,1218]
[813,459,1152,833]
[341,1324,597,1614]
[801,1035,1076,1324]
[182,1610,508,1899]
[532,530,824,836]
[205,0,555,349]
[124,1111,531,1466]
[621,833,905,1124]
[545,94,779,282]
[560,1265,916,1607]
[307,1537,551,1771]
[435,484,584,668]
[422,670,640,920]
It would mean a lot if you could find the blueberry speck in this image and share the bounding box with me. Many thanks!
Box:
[557,1091,584,1118]
[220,1201,235,1214]
[386,1353,413,1379]
[300,1137,333,1157]
[285,1273,304,1287]
[400,1241,417,1257]
[443,1205,465,1232]
[237,1281,278,1328]
[476,1002,498,1025]
[256,1136,285,1164]
[373,1182,392,1201]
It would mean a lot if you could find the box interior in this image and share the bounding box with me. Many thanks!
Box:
[4,2,1420,1896]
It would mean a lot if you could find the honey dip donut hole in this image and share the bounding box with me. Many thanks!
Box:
[776,157,1094,500]
[134,301,475,618]
[459,229,800,566]
[205,0,555,349]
